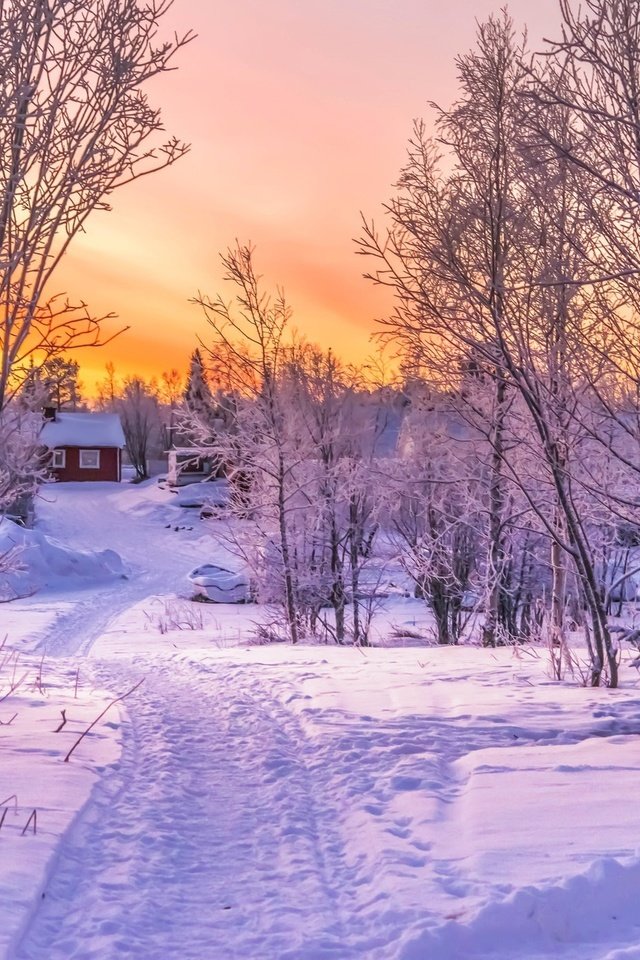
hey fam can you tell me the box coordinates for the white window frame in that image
[52,448,66,469]
[79,449,101,470]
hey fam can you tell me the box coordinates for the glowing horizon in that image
[55,0,559,394]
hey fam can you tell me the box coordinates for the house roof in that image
[41,412,126,449]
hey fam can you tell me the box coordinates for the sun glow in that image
[53,0,559,393]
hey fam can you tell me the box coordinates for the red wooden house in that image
[41,411,126,482]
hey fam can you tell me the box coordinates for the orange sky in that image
[55,0,559,392]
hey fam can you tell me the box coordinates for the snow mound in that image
[0,518,126,601]
[400,856,640,960]
[174,478,230,509]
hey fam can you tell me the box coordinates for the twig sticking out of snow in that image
[33,652,46,695]
[0,794,18,831]
[21,810,36,836]
[0,794,18,814]
[0,649,28,704]
[63,678,144,763]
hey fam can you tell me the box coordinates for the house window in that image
[79,449,100,469]
[52,449,66,469]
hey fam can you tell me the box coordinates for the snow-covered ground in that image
[0,648,122,959]
[3,481,640,959]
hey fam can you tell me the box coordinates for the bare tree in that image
[0,0,193,412]
[191,245,304,643]
[0,405,42,517]
[359,14,524,648]
[159,367,183,449]
[390,397,483,645]
[95,361,119,410]
[281,346,353,642]
[286,346,392,645]
[117,376,159,481]
[526,0,640,558]
[359,12,624,684]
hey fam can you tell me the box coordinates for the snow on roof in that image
[40,412,126,448]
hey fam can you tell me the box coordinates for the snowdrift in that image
[0,518,126,601]
[400,856,640,960]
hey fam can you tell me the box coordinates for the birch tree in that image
[527,0,640,549]
[0,0,193,411]
[117,376,159,481]
[192,245,305,643]
[359,13,524,648]
[359,12,622,684]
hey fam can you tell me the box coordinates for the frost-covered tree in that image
[359,16,527,648]
[0,406,42,518]
[190,250,393,645]
[286,348,390,644]
[390,397,482,645]
[359,14,524,648]
[191,245,305,643]
[184,350,214,424]
[0,0,191,512]
[116,377,160,481]
[0,1,192,410]
[526,0,640,555]
[159,368,183,449]
[95,364,162,479]
[359,12,627,684]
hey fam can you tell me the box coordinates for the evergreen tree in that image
[184,350,212,415]
[41,357,83,410]
[183,348,216,442]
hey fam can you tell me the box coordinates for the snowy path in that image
[15,650,640,960]
[21,481,223,656]
[14,657,373,960]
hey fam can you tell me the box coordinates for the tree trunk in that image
[550,529,567,647]
[482,372,507,647]
[276,449,299,644]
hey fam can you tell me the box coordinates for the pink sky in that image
[57,0,559,390]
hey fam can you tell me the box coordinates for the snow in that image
[172,477,231,509]
[40,412,125,449]
[3,481,640,959]
[0,650,122,960]
[0,517,126,601]
[400,856,640,959]
[187,561,250,601]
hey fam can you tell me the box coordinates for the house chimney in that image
[43,406,56,421]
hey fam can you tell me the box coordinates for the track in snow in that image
[14,658,382,960]
[14,483,376,958]
[27,481,226,657]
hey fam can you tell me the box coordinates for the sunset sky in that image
[59,0,559,391]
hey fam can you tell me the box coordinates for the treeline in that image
[189,3,640,688]
[183,242,638,691]
[360,2,640,690]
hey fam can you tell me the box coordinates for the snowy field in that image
[2,481,640,959]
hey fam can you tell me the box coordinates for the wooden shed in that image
[41,411,126,483]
